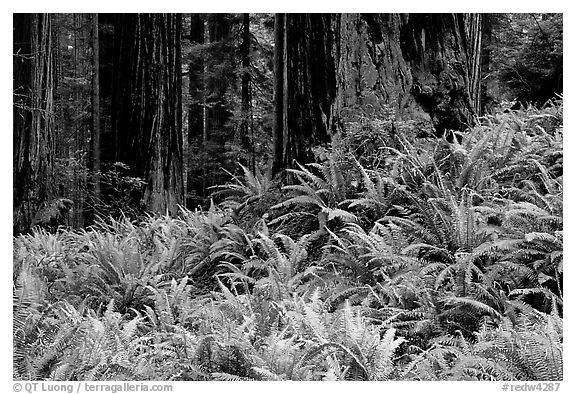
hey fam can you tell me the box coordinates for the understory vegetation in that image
[13,100,563,381]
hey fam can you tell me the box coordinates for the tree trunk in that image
[112,14,183,216]
[90,13,101,218]
[273,14,337,173]
[272,13,285,175]
[335,13,482,136]
[464,14,482,115]
[13,13,55,234]
[240,13,254,171]
[206,14,232,143]
[480,14,498,114]
[73,14,87,229]
[271,13,483,173]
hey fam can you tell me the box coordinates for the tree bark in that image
[335,13,482,136]
[90,13,101,215]
[13,13,55,234]
[240,13,254,171]
[270,13,483,174]
[273,14,337,173]
[464,14,482,115]
[112,14,184,216]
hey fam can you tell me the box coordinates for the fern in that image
[270,158,358,229]
[210,163,272,209]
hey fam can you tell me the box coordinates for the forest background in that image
[11,10,565,231]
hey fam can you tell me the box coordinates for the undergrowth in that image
[14,100,563,380]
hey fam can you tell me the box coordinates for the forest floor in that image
[14,100,563,381]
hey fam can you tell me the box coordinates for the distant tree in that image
[185,13,242,201]
[112,14,184,216]
[484,13,563,106]
[240,13,254,171]
[95,14,115,165]
[51,13,93,228]
[206,13,233,142]
[185,13,206,207]
[480,13,500,113]
[90,13,101,217]
[271,13,285,175]
[13,13,55,234]
[466,14,483,113]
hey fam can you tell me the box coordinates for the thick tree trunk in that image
[271,13,483,173]
[335,13,482,136]
[273,13,337,173]
[112,14,183,216]
[13,13,55,234]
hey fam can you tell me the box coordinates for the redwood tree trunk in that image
[273,13,337,173]
[13,13,55,234]
[240,13,253,171]
[272,13,482,173]
[464,14,482,115]
[336,13,482,135]
[112,14,183,216]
